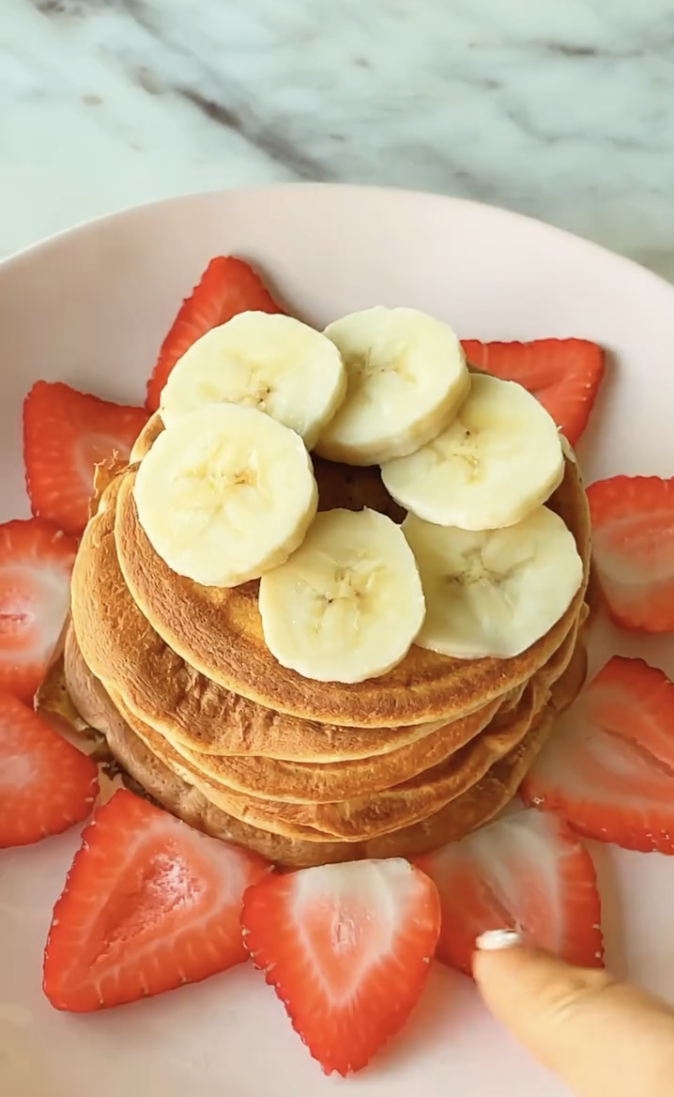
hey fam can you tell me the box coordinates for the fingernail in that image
[476,929,523,951]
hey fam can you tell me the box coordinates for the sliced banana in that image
[402,506,583,660]
[314,307,470,466]
[381,374,564,530]
[134,404,317,587]
[259,508,426,683]
[159,312,347,450]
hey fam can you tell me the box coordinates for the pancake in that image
[113,676,540,841]
[63,631,583,867]
[113,454,591,728]
[71,474,532,762]
[130,413,164,463]
[124,686,503,803]
[114,608,583,806]
[65,618,584,845]
[113,615,583,842]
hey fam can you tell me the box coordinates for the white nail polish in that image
[476,929,522,951]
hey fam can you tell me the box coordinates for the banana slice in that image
[381,374,564,530]
[134,404,317,587]
[314,307,470,466]
[402,506,583,659]
[159,312,347,450]
[259,508,426,683]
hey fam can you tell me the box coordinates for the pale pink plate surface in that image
[0,184,673,1097]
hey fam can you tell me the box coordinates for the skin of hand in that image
[473,933,674,1097]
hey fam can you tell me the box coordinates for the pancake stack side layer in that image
[57,408,592,868]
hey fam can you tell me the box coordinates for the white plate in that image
[0,184,673,1097]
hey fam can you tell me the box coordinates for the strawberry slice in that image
[521,656,674,854]
[43,789,270,1012]
[586,475,674,633]
[0,517,77,703]
[23,381,150,536]
[460,338,604,446]
[146,256,284,411]
[416,810,603,977]
[242,859,440,1076]
[0,691,98,847]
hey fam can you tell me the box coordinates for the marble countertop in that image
[2,0,674,280]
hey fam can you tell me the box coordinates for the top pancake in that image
[73,472,511,761]
[113,448,591,728]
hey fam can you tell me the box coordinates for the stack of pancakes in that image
[63,414,591,868]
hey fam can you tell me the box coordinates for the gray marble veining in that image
[1,0,674,277]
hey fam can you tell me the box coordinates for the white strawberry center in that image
[0,564,70,661]
[292,859,417,1003]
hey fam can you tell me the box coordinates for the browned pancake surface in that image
[64,630,583,866]
[114,680,538,841]
[71,475,538,761]
[65,624,585,846]
[117,612,581,808]
[114,455,590,727]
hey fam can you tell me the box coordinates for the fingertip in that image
[473,929,536,980]
[473,941,580,1007]
[475,928,523,952]
[473,943,674,1097]
[473,929,531,991]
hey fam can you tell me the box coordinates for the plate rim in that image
[1,181,673,303]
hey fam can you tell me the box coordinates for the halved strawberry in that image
[242,859,440,1076]
[0,691,98,847]
[23,381,150,536]
[416,810,603,977]
[43,789,270,1012]
[586,475,674,633]
[460,338,604,446]
[146,256,284,411]
[521,656,674,854]
[0,517,76,703]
